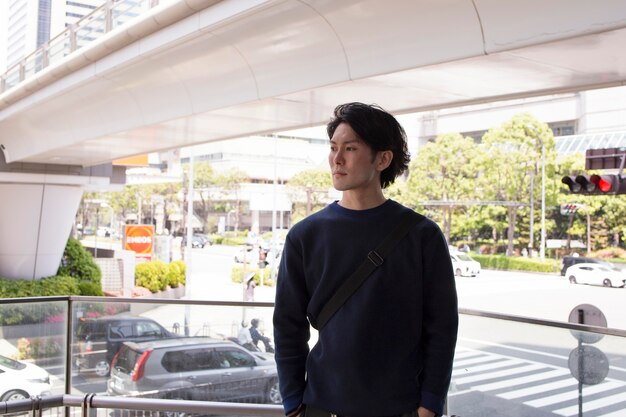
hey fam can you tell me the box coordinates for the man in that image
[250,318,275,353]
[273,103,458,417]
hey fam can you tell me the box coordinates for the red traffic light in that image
[590,175,615,193]
[562,174,622,195]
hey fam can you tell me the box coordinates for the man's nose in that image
[332,150,344,164]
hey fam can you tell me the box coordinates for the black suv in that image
[107,337,281,405]
[560,256,612,276]
[75,315,176,376]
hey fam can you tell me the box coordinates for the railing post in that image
[69,24,77,53]
[19,60,26,82]
[41,43,49,70]
[65,299,74,417]
[105,0,113,33]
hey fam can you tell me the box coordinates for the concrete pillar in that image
[0,172,108,280]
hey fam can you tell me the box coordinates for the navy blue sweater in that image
[273,200,458,417]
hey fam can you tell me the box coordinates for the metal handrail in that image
[2,295,623,337]
[0,394,284,417]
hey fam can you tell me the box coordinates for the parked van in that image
[75,315,175,376]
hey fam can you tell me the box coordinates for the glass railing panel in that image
[0,300,69,402]
[23,50,46,79]
[447,313,626,416]
[48,31,73,67]
[2,66,21,92]
[70,299,279,405]
[111,0,151,30]
[75,10,107,51]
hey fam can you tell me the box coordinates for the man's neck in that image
[339,190,387,210]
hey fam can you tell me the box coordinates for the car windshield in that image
[457,254,473,261]
[0,354,26,370]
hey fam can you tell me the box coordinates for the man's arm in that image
[273,236,311,415]
[418,225,459,415]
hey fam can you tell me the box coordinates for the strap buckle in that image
[367,250,384,266]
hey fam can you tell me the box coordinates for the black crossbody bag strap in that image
[312,211,424,331]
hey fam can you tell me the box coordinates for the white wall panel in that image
[34,184,83,278]
[0,183,82,280]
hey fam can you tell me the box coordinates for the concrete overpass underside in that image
[1,0,626,279]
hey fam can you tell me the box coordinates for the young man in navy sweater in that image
[273,102,458,417]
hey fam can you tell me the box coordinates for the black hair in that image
[326,102,410,188]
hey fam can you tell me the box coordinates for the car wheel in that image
[95,360,110,376]
[1,390,29,401]
[603,278,613,287]
[569,276,577,284]
[266,378,282,404]
[455,268,462,277]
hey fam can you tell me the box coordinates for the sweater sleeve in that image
[418,224,459,414]
[273,235,311,415]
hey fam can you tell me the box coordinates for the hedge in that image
[0,237,103,299]
[231,265,275,287]
[472,254,560,273]
[135,260,186,293]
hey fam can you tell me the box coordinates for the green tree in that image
[286,168,332,222]
[405,133,480,242]
[214,168,250,232]
[479,113,556,255]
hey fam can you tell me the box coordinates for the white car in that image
[565,263,626,288]
[0,354,52,401]
[450,252,481,277]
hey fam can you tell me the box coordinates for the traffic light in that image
[561,174,625,195]
[560,203,581,215]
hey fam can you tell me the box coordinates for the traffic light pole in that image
[540,139,546,260]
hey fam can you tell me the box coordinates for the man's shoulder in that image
[288,204,336,233]
[387,201,441,234]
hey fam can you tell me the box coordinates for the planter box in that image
[138,285,185,300]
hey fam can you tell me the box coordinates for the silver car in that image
[107,337,281,405]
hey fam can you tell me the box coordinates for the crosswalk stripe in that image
[594,408,626,417]
[477,369,572,394]
[552,388,626,416]
[525,381,624,408]
[453,350,484,360]
[455,363,544,385]
[452,358,523,377]
[453,355,500,368]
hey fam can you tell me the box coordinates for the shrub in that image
[135,260,184,293]
[592,247,626,259]
[0,275,81,298]
[78,281,104,296]
[472,254,560,273]
[231,265,275,287]
[57,238,102,284]
[166,260,186,288]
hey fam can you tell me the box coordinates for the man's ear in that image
[376,150,393,171]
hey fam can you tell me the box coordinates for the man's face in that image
[328,122,382,193]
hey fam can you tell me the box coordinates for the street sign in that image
[568,304,607,344]
[585,147,626,170]
[568,345,609,385]
[560,203,581,215]
[124,224,155,261]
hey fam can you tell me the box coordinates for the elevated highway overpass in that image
[1,0,626,280]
